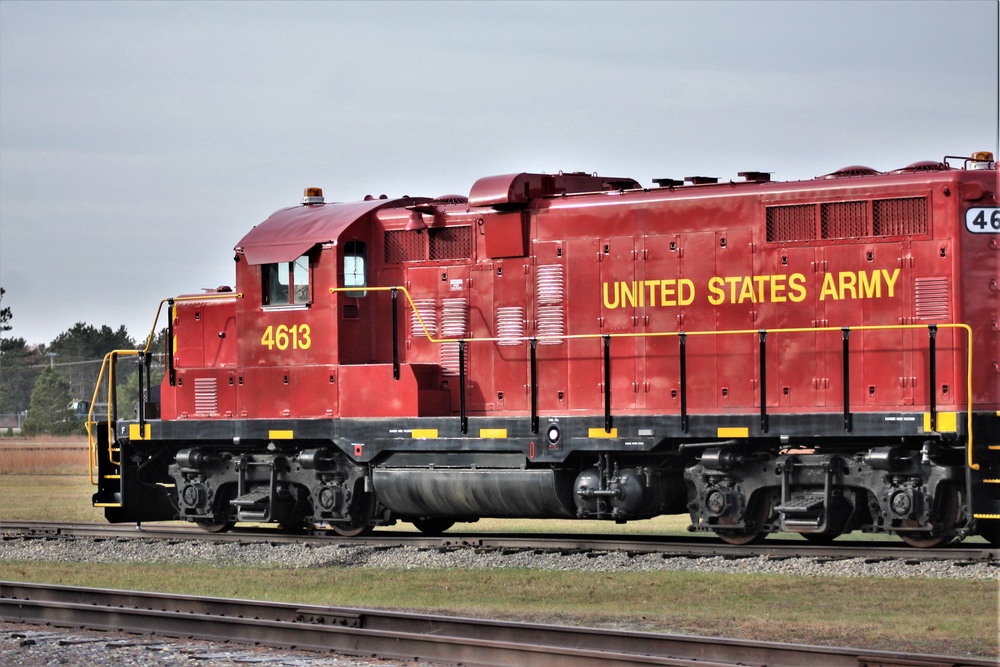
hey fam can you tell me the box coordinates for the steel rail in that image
[2,582,995,667]
[2,521,997,563]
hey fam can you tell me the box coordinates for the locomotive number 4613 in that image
[966,207,1000,233]
[260,324,312,350]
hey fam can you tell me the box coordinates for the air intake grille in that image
[439,298,468,375]
[821,201,868,239]
[873,197,928,236]
[915,277,949,321]
[385,230,426,263]
[429,227,472,260]
[536,265,565,345]
[496,306,525,345]
[766,204,816,242]
[193,377,218,415]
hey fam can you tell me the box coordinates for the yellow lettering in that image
[753,275,769,302]
[820,273,838,300]
[708,277,725,305]
[858,271,880,299]
[602,282,620,309]
[644,280,659,307]
[738,277,756,303]
[725,276,741,303]
[839,272,857,300]
[621,281,637,308]
[659,280,676,306]
[881,268,900,297]
[770,274,787,302]
[788,273,806,302]
[678,278,695,306]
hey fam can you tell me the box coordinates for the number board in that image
[965,207,1000,233]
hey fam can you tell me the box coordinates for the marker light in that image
[302,187,325,205]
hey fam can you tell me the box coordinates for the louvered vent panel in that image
[821,201,868,239]
[765,204,816,242]
[873,197,928,236]
[194,377,218,415]
[384,230,426,263]
[429,227,472,260]
[536,265,565,345]
[410,299,437,339]
[915,277,949,321]
[439,298,468,375]
[496,306,525,345]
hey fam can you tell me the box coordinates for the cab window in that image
[263,255,310,306]
[343,241,367,297]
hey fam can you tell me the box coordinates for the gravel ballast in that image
[1,536,997,579]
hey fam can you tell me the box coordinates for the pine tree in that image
[21,366,80,436]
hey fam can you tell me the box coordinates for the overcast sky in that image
[1,0,997,347]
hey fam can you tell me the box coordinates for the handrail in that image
[87,293,243,485]
[332,286,977,470]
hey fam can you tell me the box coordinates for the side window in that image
[343,241,367,298]
[262,255,311,306]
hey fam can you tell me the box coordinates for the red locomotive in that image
[89,151,1000,547]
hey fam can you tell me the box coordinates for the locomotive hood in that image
[235,197,423,265]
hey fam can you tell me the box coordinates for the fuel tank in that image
[372,468,578,518]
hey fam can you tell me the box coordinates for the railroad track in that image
[2,520,997,563]
[2,581,995,667]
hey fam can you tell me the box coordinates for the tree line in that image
[0,287,162,435]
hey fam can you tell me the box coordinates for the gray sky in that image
[1,0,997,347]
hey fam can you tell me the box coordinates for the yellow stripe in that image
[984,479,1000,484]
[411,429,438,439]
[923,412,957,433]
[588,427,618,438]
[129,423,151,440]
[974,514,1000,519]
[94,502,122,508]
[269,430,294,440]
[103,475,121,480]
[479,428,508,439]
[718,427,749,438]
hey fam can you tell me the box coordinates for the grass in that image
[1,437,998,658]
[3,561,996,658]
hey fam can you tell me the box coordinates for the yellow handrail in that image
[87,293,243,485]
[332,286,977,469]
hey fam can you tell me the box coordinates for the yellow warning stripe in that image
[269,430,294,440]
[718,427,749,438]
[588,428,618,438]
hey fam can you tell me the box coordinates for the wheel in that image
[412,518,455,536]
[196,520,235,533]
[714,492,772,546]
[899,484,959,548]
[801,531,842,545]
[330,489,375,537]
